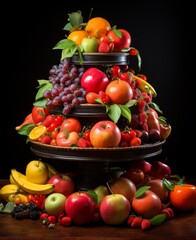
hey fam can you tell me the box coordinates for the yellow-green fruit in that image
[0,184,21,202]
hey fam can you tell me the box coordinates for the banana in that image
[132,74,157,97]
[11,169,54,195]
[45,162,58,178]
[0,184,21,202]
[10,171,27,185]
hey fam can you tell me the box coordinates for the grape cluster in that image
[11,202,41,220]
[44,58,87,114]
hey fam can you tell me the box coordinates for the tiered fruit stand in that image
[29,52,166,191]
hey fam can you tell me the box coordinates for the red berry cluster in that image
[127,215,151,230]
[40,212,72,228]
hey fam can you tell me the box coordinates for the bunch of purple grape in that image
[43,58,87,114]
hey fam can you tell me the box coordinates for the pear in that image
[94,185,110,205]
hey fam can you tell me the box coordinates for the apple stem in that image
[106,181,114,194]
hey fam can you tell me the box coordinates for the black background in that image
[2,1,194,179]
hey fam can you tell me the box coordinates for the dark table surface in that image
[0,179,196,240]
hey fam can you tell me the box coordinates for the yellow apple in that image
[25,160,49,184]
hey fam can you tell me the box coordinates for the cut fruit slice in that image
[29,125,47,140]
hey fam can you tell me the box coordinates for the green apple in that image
[44,193,66,216]
[81,37,98,52]
[94,185,110,205]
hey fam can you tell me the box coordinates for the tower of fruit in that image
[15,10,171,190]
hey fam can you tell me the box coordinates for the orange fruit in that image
[29,125,47,141]
[67,30,89,45]
[85,17,111,40]
[105,79,133,104]
[169,184,196,212]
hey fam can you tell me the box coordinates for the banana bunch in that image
[132,74,157,97]
[11,169,55,195]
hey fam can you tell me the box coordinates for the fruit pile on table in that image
[0,10,195,231]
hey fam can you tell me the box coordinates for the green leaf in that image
[148,102,163,114]
[158,116,167,125]
[107,104,121,123]
[18,124,35,136]
[86,190,98,204]
[53,39,76,50]
[33,98,48,108]
[68,11,83,27]
[137,50,142,71]
[63,22,73,32]
[0,202,16,213]
[119,105,131,122]
[134,186,151,198]
[61,46,77,60]
[35,81,52,100]
[113,29,122,38]
[124,99,137,108]
[77,45,84,65]
[150,214,166,225]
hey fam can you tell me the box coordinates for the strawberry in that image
[98,42,110,53]
[131,217,142,228]
[127,215,135,226]
[60,216,72,227]
[141,219,151,230]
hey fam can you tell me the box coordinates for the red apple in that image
[149,161,171,179]
[60,117,82,133]
[131,190,162,219]
[107,29,131,51]
[129,159,152,174]
[80,67,110,93]
[100,193,131,225]
[90,120,121,148]
[121,168,145,186]
[47,173,75,197]
[56,131,79,147]
[108,177,137,201]
[65,192,96,225]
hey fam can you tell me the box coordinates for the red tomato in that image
[31,106,50,125]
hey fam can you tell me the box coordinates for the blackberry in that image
[29,210,40,220]
[15,209,30,219]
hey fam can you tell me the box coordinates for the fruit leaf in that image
[61,46,77,60]
[33,98,48,108]
[125,99,137,108]
[53,39,76,50]
[119,105,131,123]
[63,22,73,32]
[86,190,98,204]
[18,124,35,136]
[148,102,163,114]
[113,29,122,38]
[158,116,167,125]
[163,176,185,191]
[134,186,151,198]
[107,104,121,123]
[77,45,84,65]
[35,80,52,100]
[0,202,16,213]
[68,11,83,28]
[150,214,166,225]
[137,50,142,71]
